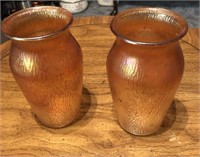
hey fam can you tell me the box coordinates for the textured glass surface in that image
[2,6,72,40]
[2,6,83,128]
[111,8,188,45]
[107,8,188,135]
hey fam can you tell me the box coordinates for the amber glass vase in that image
[2,6,83,128]
[107,8,188,135]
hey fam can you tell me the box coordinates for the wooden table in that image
[0,16,200,157]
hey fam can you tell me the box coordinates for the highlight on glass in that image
[106,7,188,135]
[2,6,83,128]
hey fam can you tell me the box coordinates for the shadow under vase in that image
[76,87,97,125]
[153,98,188,136]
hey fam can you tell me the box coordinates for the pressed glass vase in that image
[106,8,188,135]
[2,6,83,128]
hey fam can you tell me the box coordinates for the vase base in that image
[33,113,78,129]
[118,122,160,136]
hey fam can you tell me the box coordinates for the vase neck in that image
[111,8,188,46]
[12,29,72,53]
[2,6,73,41]
[115,37,180,54]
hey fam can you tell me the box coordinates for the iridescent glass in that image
[2,6,83,128]
[107,8,188,135]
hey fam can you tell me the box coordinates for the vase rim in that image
[110,7,188,46]
[1,6,73,41]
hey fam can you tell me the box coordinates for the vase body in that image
[107,8,188,135]
[2,6,83,128]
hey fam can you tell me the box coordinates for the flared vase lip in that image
[2,6,73,41]
[110,7,188,46]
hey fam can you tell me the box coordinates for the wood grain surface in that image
[0,16,200,157]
